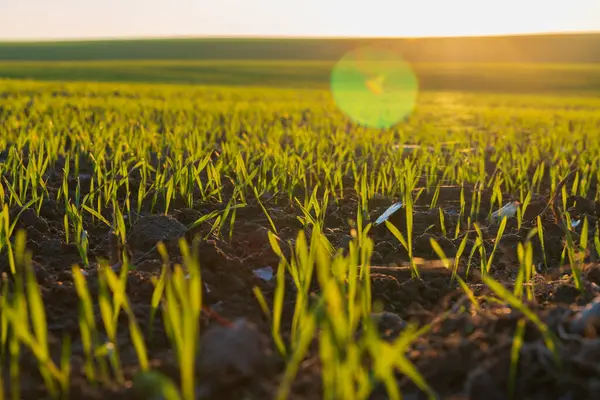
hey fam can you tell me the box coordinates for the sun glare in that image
[330,46,418,128]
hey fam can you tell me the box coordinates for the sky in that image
[1,0,599,40]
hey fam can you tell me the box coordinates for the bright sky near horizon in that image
[1,0,599,40]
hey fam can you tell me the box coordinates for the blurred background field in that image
[0,34,599,93]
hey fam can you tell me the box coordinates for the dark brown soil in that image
[2,167,600,400]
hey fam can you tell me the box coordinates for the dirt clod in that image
[197,318,271,389]
[127,214,187,253]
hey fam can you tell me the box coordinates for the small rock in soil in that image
[357,311,407,340]
[197,318,270,388]
[127,214,187,253]
[571,297,600,337]
[371,311,407,337]
[252,266,274,282]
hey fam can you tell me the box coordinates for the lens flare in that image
[330,46,418,129]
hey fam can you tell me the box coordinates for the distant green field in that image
[1,60,599,93]
[1,34,600,63]
[0,34,599,93]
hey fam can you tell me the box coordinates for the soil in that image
[2,159,600,400]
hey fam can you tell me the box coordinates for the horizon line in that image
[1,30,599,43]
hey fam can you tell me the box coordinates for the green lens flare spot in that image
[330,46,419,129]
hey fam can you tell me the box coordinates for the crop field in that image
[1,36,600,400]
[2,61,600,93]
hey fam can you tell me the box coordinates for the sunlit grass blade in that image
[482,274,560,367]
